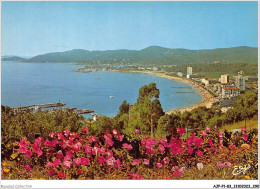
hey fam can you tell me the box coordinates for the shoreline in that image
[115,70,217,114]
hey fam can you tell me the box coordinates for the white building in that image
[219,74,229,84]
[186,67,192,78]
[234,76,245,91]
[177,72,183,77]
[222,87,240,98]
[201,78,209,85]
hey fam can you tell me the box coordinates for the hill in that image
[2,46,258,65]
[1,56,27,62]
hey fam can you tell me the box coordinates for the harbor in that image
[11,102,94,115]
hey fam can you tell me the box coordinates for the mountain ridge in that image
[2,46,258,65]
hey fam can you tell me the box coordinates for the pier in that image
[74,109,94,114]
[12,102,66,113]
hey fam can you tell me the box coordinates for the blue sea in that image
[1,62,203,117]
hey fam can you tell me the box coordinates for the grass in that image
[220,119,258,132]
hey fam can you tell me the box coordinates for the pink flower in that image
[81,158,89,166]
[49,132,55,138]
[71,142,82,152]
[158,144,165,152]
[84,145,92,154]
[242,127,247,132]
[106,157,115,166]
[224,162,231,167]
[97,156,106,164]
[92,147,98,156]
[77,169,83,175]
[123,143,133,150]
[52,159,61,168]
[64,129,70,137]
[187,146,193,154]
[45,162,53,168]
[25,164,32,171]
[217,162,224,169]
[63,160,72,168]
[134,129,139,133]
[34,137,43,145]
[194,138,203,147]
[25,150,32,157]
[229,144,236,151]
[82,126,88,133]
[173,171,181,178]
[116,159,121,169]
[133,159,140,166]
[107,139,114,147]
[48,169,56,176]
[146,148,155,155]
[106,149,114,158]
[112,129,118,135]
[163,157,170,164]
[206,127,211,131]
[129,173,143,180]
[19,146,27,154]
[58,172,66,179]
[214,126,217,129]
[179,167,185,173]
[218,131,223,138]
[97,148,106,156]
[195,150,203,157]
[73,158,81,166]
[156,163,163,168]
[243,133,248,141]
[88,136,97,143]
[19,140,28,147]
[177,127,186,137]
[143,159,150,165]
[56,150,64,159]
[119,135,124,142]
[201,131,207,137]
[36,149,43,156]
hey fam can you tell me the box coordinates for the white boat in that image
[109,96,114,98]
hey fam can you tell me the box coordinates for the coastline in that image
[115,70,218,114]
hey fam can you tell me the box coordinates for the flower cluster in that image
[1,126,257,180]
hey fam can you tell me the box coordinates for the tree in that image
[128,83,164,137]
[90,116,116,136]
[118,100,130,115]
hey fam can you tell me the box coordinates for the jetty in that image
[12,102,66,113]
[74,109,94,114]
[172,87,192,89]
[74,67,92,73]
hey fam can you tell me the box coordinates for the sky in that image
[1,1,258,57]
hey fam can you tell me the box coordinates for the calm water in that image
[1,62,203,117]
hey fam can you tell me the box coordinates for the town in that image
[73,64,258,112]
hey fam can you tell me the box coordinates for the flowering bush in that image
[1,126,258,180]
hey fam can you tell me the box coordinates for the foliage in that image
[1,126,258,180]
[1,107,86,143]
[128,83,164,137]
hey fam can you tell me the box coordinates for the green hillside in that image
[2,46,258,65]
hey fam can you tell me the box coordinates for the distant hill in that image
[2,46,258,65]
[1,56,27,62]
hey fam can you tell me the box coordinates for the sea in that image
[1,62,203,118]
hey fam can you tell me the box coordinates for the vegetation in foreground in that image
[1,83,258,180]
[1,125,258,180]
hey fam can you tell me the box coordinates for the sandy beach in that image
[119,70,218,114]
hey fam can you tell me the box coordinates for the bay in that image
[1,62,203,117]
